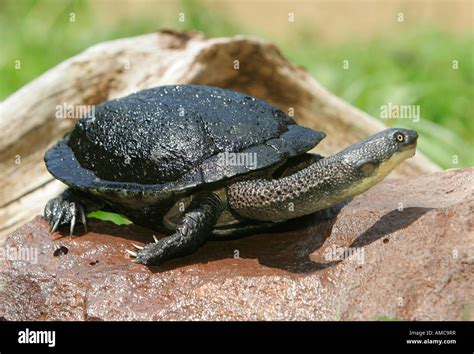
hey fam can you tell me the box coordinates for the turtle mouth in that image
[398,131,418,155]
[383,144,417,173]
[400,142,417,157]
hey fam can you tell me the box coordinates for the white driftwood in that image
[0,30,439,239]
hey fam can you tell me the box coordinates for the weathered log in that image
[0,29,439,239]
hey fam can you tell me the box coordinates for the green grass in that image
[284,27,474,169]
[87,211,132,225]
[1,0,472,172]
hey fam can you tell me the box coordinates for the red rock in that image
[0,168,472,320]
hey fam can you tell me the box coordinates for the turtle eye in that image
[395,132,405,142]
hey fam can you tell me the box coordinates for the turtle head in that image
[335,128,418,197]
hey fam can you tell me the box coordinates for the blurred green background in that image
[1,0,473,170]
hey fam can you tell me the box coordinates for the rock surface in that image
[0,168,472,321]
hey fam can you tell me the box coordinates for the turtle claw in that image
[49,217,61,236]
[126,249,138,257]
[44,191,88,236]
[69,204,76,236]
[131,243,144,250]
[153,235,159,243]
[80,207,88,233]
[126,239,167,265]
[126,243,148,261]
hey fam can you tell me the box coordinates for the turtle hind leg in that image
[128,193,223,265]
[44,188,103,235]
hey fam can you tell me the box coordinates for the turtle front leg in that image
[44,188,103,235]
[128,193,223,265]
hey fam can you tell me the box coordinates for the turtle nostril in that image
[405,130,418,145]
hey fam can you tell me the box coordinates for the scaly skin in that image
[128,193,223,265]
[227,128,418,222]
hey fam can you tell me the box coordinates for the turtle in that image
[44,85,418,265]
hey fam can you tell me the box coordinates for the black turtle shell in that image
[45,85,325,198]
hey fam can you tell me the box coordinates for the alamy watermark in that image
[0,245,38,263]
[380,102,420,123]
[217,151,257,170]
[55,102,95,120]
[323,244,365,265]
[18,328,55,347]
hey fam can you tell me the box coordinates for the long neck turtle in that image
[44,85,418,265]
